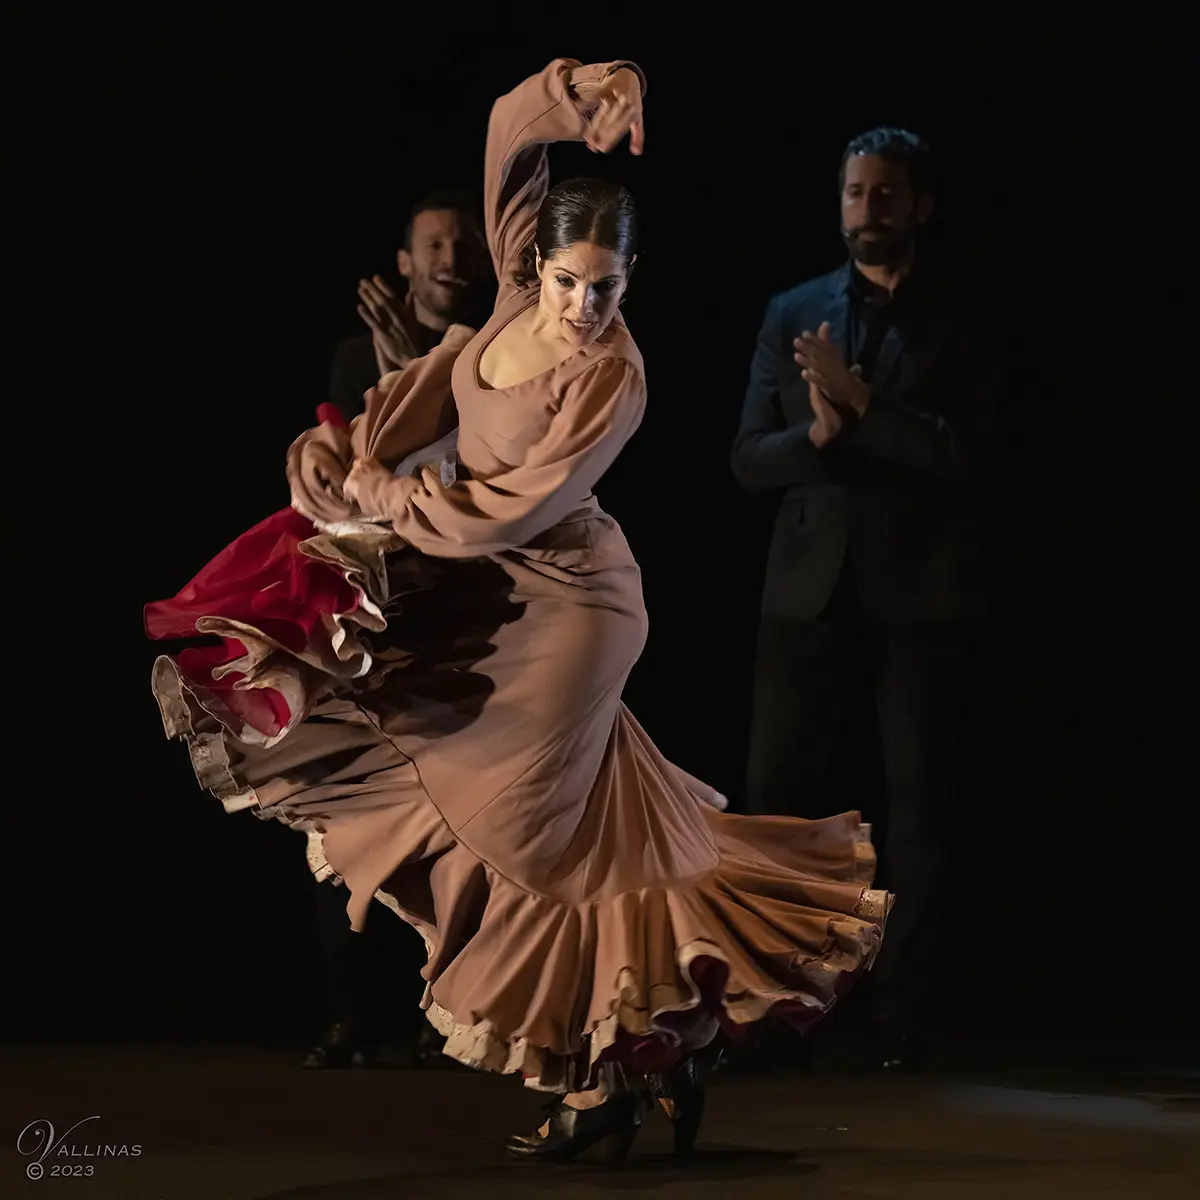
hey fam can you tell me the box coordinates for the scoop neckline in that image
[473,292,597,393]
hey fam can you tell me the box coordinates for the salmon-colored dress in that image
[149,58,892,1093]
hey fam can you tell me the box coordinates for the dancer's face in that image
[398,209,488,323]
[840,154,933,267]
[536,241,632,347]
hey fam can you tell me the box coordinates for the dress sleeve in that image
[485,58,646,293]
[352,357,646,558]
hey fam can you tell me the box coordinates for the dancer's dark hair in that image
[513,177,637,287]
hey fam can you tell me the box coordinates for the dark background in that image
[12,17,1188,1041]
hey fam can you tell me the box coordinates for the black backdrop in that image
[14,17,1187,1038]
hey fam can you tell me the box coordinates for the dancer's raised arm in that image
[485,59,645,297]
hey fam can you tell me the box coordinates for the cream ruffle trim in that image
[363,829,892,1094]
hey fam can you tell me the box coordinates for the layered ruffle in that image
[148,491,891,1092]
[145,507,424,747]
[368,810,889,1091]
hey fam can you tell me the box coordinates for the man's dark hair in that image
[839,128,935,197]
[403,188,485,250]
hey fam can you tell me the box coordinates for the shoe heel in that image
[598,1125,637,1164]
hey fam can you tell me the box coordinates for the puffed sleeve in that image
[351,357,645,557]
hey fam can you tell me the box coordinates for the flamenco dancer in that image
[146,58,892,1163]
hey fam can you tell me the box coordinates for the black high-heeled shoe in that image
[645,1054,708,1156]
[505,1091,642,1163]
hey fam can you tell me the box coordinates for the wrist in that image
[351,460,387,510]
[605,62,646,96]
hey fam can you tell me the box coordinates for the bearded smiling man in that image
[730,128,1007,1072]
[329,188,495,421]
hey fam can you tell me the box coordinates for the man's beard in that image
[843,223,917,267]
[415,277,469,322]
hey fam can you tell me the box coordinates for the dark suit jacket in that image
[731,261,1004,623]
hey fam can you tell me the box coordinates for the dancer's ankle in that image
[563,1085,609,1111]
[564,1063,625,1110]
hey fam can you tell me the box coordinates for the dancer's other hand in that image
[343,456,390,510]
[584,68,644,155]
[288,424,354,523]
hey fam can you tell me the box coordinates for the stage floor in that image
[3,1036,1197,1199]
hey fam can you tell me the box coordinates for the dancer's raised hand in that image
[584,68,644,156]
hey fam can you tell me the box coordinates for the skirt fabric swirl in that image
[147,503,892,1092]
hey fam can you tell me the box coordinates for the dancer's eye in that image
[556,275,574,289]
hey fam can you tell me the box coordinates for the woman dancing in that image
[147,58,891,1163]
